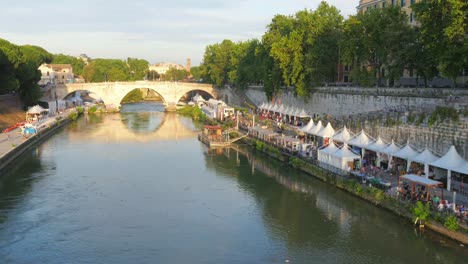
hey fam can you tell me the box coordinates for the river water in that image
[0,102,466,263]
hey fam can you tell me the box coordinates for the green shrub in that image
[428,107,459,127]
[355,184,363,195]
[255,141,265,151]
[444,215,459,231]
[289,157,305,168]
[76,106,84,114]
[88,106,98,113]
[374,189,385,202]
[415,113,425,126]
[413,201,430,222]
[177,106,206,121]
[69,112,78,121]
[407,114,415,124]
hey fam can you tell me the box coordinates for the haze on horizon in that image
[0,0,357,66]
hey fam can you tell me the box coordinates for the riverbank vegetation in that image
[199,1,467,98]
[244,137,468,243]
[177,105,207,121]
[121,89,144,104]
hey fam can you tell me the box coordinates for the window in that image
[344,76,349,83]
[392,0,395,6]
[382,2,386,8]
[374,4,377,8]
[411,0,415,4]
[401,0,405,7]
[344,65,349,71]
[410,12,413,22]
[46,71,49,76]
[367,6,370,11]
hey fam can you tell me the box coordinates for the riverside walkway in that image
[0,109,76,169]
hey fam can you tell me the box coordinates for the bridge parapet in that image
[53,81,218,111]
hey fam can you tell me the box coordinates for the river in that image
[0,102,466,263]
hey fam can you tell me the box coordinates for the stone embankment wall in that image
[246,86,467,117]
[241,86,468,159]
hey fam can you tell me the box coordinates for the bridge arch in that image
[175,89,216,105]
[120,88,167,105]
[55,81,219,111]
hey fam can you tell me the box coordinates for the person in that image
[433,195,440,205]
[438,202,444,211]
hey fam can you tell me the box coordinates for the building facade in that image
[149,62,186,75]
[357,0,421,24]
[38,64,74,85]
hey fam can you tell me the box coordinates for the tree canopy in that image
[82,58,148,82]
[51,54,86,76]
[0,38,52,105]
[199,0,467,98]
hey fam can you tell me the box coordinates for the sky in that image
[0,0,357,66]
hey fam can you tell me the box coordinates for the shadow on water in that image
[0,147,51,224]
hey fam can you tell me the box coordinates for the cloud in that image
[0,0,358,65]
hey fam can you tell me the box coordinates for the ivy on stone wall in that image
[427,106,459,127]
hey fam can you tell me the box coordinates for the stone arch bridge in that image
[53,81,219,111]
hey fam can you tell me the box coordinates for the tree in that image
[0,38,52,104]
[263,2,344,96]
[342,7,412,86]
[147,70,160,81]
[200,39,235,87]
[52,54,86,76]
[163,67,187,81]
[190,66,201,80]
[127,57,149,81]
[82,59,130,82]
[413,0,468,84]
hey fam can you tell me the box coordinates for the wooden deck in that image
[198,130,246,148]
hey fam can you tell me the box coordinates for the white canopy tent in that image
[380,140,401,170]
[348,130,372,164]
[307,120,323,135]
[297,109,310,118]
[330,143,361,171]
[278,105,285,116]
[409,148,440,179]
[454,162,468,176]
[348,130,372,149]
[316,122,336,138]
[271,104,280,113]
[393,143,420,172]
[366,136,389,153]
[365,136,389,168]
[332,126,354,144]
[291,107,299,118]
[27,105,47,114]
[299,119,315,133]
[317,142,339,165]
[430,146,467,191]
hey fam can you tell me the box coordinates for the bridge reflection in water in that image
[69,103,198,142]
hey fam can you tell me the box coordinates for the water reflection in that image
[66,103,197,143]
[0,103,466,263]
[204,146,468,263]
[120,103,165,133]
[0,144,54,224]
